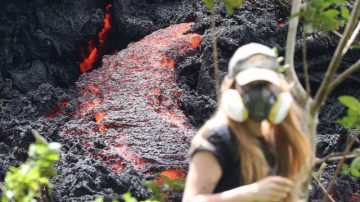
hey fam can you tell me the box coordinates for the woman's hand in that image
[252,176,294,202]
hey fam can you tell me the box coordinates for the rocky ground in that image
[0,0,359,201]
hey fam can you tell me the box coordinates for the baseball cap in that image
[228,43,280,86]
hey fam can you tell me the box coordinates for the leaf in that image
[304,23,315,34]
[221,0,244,15]
[298,0,348,33]
[224,5,235,15]
[277,56,284,63]
[5,190,14,199]
[48,142,62,151]
[170,178,185,191]
[351,42,360,49]
[93,197,104,202]
[37,177,49,185]
[2,194,11,202]
[336,112,358,129]
[2,133,62,202]
[341,163,349,175]
[278,64,290,73]
[160,174,172,186]
[339,96,360,111]
[203,0,216,11]
[31,129,48,145]
[272,47,279,57]
[122,192,138,202]
[142,181,163,201]
[350,157,360,177]
[45,153,61,161]
[340,6,349,21]
[290,11,303,19]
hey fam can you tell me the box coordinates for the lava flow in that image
[79,3,112,73]
[55,23,202,178]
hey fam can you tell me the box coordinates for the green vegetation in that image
[337,96,360,129]
[203,0,243,15]
[93,174,185,202]
[1,130,61,202]
[337,96,360,178]
[295,0,350,33]
[141,173,184,202]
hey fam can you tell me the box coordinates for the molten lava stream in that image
[58,23,202,177]
[80,3,112,73]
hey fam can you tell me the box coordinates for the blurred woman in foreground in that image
[182,43,312,202]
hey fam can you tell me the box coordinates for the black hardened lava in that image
[0,0,359,201]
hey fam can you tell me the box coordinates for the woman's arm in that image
[182,151,257,202]
[182,151,294,202]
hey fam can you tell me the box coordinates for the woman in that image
[182,43,312,202]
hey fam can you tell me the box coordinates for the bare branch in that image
[285,0,308,105]
[311,0,360,116]
[332,30,343,38]
[343,20,360,56]
[211,11,220,101]
[302,31,311,98]
[311,173,336,202]
[324,133,360,201]
[327,59,360,96]
[315,152,359,165]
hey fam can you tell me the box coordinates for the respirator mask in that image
[222,43,293,124]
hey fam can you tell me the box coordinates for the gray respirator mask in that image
[240,84,277,122]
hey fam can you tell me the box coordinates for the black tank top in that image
[189,126,275,193]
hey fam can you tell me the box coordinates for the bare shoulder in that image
[185,151,222,194]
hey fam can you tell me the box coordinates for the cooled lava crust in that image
[0,0,359,201]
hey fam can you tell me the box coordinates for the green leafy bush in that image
[336,96,360,129]
[1,130,61,202]
[294,0,349,33]
[203,0,244,14]
[337,96,360,178]
[92,174,185,202]
[341,149,360,177]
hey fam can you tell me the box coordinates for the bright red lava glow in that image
[80,4,112,73]
[156,169,185,188]
[161,169,185,180]
[94,111,105,123]
[57,23,202,174]
[278,21,286,27]
[46,100,69,119]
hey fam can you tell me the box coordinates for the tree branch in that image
[311,0,360,116]
[315,152,359,165]
[211,10,220,101]
[311,173,336,202]
[302,31,311,98]
[327,59,360,96]
[285,0,307,105]
[323,132,360,201]
[343,20,360,56]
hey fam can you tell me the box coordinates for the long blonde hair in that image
[192,75,312,200]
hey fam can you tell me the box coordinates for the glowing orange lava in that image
[94,111,105,123]
[46,100,69,119]
[98,4,112,46]
[156,169,185,185]
[161,169,185,180]
[58,23,202,176]
[80,4,112,73]
[189,35,202,49]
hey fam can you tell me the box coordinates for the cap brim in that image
[235,68,280,86]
